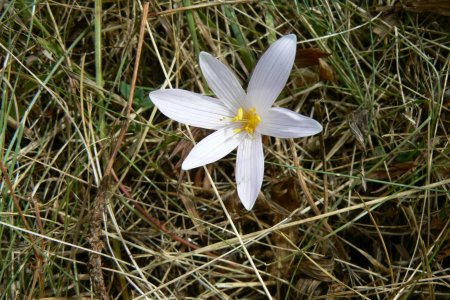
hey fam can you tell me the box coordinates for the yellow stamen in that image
[232,107,261,134]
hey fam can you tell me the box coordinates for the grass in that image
[0,0,449,299]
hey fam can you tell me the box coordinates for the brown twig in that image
[88,3,150,299]
[110,169,251,273]
[315,100,328,211]
[110,170,201,251]
[288,139,349,260]
[0,161,44,292]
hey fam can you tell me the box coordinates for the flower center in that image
[232,107,261,134]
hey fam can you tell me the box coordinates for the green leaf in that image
[119,81,153,109]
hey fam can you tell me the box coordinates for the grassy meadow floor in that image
[0,0,449,299]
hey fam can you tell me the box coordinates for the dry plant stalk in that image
[87,3,149,299]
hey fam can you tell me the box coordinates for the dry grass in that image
[0,0,449,299]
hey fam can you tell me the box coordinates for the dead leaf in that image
[269,178,302,279]
[180,194,205,236]
[270,177,301,212]
[294,277,325,298]
[367,162,418,180]
[375,0,450,16]
[296,48,331,68]
[403,0,450,16]
[348,107,371,153]
[170,127,206,169]
[436,246,450,263]
[299,254,335,282]
[318,58,337,83]
[296,68,320,86]
[373,13,400,38]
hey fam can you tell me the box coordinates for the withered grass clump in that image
[0,1,448,299]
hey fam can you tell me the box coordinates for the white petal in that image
[236,134,264,210]
[150,89,232,130]
[182,127,244,170]
[258,107,322,138]
[199,52,246,112]
[247,35,297,112]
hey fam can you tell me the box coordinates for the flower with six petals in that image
[150,35,322,210]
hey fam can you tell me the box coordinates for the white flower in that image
[150,35,322,210]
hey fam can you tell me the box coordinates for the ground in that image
[0,0,449,299]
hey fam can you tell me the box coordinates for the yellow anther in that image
[232,107,244,122]
[232,107,261,135]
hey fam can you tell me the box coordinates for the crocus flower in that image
[150,35,322,210]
